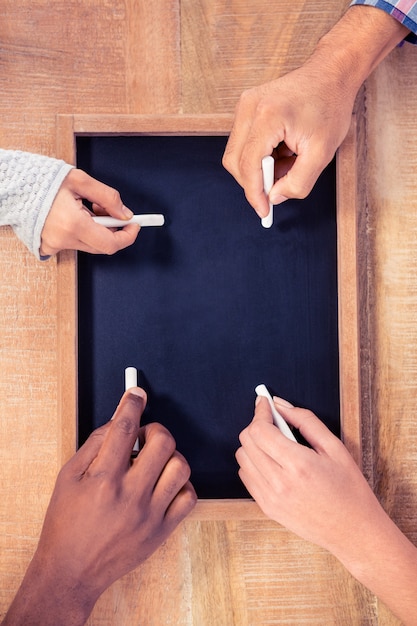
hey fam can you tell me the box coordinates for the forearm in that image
[237,401,417,624]
[1,552,97,626]
[306,5,410,99]
[337,509,417,624]
[2,394,196,626]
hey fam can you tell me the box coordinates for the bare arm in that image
[1,388,196,626]
[236,397,417,624]
[223,5,410,217]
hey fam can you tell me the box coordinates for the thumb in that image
[69,388,147,477]
[270,150,331,203]
[252,396,274,424]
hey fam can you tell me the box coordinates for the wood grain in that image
[57,109,372,623]
[363,44,417,625]
[85,521,376,625]
[1,0,413,624]
[337,101,364,469]
[181,0,346,113]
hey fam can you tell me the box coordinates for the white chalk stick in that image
[125,367,140,454]
[125,366,138,390]
[261,156,274,228]
[93,214,165,228]
[255,384,297,442]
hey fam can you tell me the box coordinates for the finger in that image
[223,95,276,218]
[130,422,178,491]
[222,90,259,184]
[63,227,140,255]
[67,169,133,220]
[270,146,332,203]
[149,450,196,523]
[151,450,192,507]
[236,444,273,503]
[163,481,197,527]
[75,212,140,254]
[239,419,287,468]
[92,223,140,254]
[91,388,147,476]
[236,397,271,452]
[61,422,111,478]
[251,396,274,424]
[239,398,285,466]
[237,136,281,218]
[240,397,297,463]
[273,401,340,455]
[241,156,271,219]
[235,109,287,216]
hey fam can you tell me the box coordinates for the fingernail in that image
[128,387,147,401]
[122,205,134,219]
[255,395,263,406]
[273,396,294,408]
[269,194,288,205]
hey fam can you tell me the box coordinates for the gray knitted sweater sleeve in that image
[0,149,74,259]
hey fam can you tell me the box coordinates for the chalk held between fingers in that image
[255,384,297,442]
[125,367,140,455]
[93,214,165,228]
[261,156,274,228]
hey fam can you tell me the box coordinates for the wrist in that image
[331,505,417,595]
[2,551,98,626]
[310,6,410,97]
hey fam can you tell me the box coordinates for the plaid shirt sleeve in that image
[350,0,417,43]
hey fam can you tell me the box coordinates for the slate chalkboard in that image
[77,135,339,498]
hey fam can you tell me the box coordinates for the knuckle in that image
[253,97,273,121]
[114,415,138,436]
[106,185,122,206]
[168,485,197,525]
[284,178,313,200]
[182,483,197,510]
[125,390,146,411]
[103,240,120,256]
[222,139,241,180]
[170,451,191,481]
[239,87,255,107]
[238,428,248,447]
[221,151,232,172]
[297,407,315,421]
[78,423,109,450]
[292,457,311,481]
[90,422,110,438]
[247,419,264,440]
[70,168,89,185]
[160,456,192,502]
[238,152,252,178]
[149,422,176,454]
[56,461,71,482]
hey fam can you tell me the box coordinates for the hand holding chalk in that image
[255,384,297,442]
[261,156,274,228]
[125,367,140,455]
[93,214,165,228]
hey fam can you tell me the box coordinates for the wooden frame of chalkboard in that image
[56,111,366,516]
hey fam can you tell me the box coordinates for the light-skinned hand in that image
[40,168,140,256]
